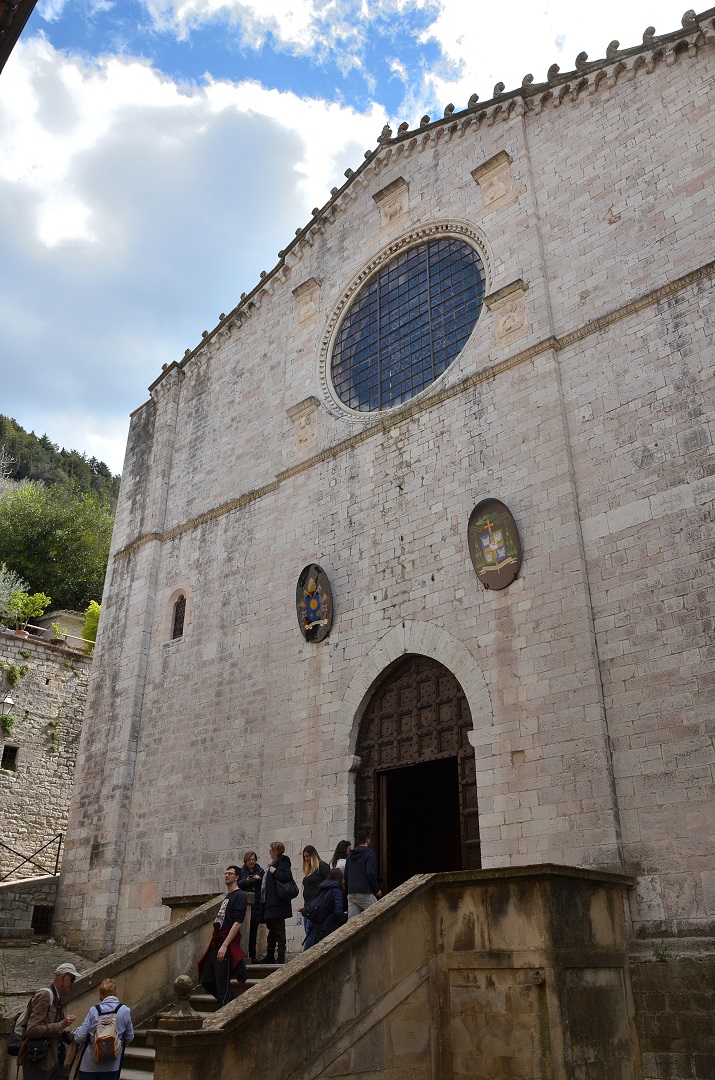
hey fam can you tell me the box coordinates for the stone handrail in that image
[62,893,224,1027]
[1,893,227,1080]
[147,864,639,1080]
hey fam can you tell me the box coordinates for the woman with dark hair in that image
[237,850,265,964]
[330,840,351,871]
[258,842,293,964]
[304,868,348,949]
[300,845,329,950]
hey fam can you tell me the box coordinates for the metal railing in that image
[0,833,63,882]
[16,623,93,651]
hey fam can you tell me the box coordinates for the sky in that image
[0,0,687,475]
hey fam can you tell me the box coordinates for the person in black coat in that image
[300,845,330,948]
[304,869,347,949]
[237,850,265,963]
[258,842,294,963]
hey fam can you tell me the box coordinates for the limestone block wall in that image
[0,632,90,880]
[630,940,715,1080]
[55,16,715,964]
[0,875,58,934]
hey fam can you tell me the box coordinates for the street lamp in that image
[1,694,14,716]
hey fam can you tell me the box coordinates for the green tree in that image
[0,482,113,610]
[0,562,28,622]
[7,590,51,630]
[0,416,121,503]
[82,600,101,653]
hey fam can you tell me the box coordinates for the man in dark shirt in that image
[344,826,382,920]
[198,866,248,1005]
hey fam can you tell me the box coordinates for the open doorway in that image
[379,757,462,892]
[355,655,481,890]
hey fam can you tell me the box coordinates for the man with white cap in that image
[18,962,80,1079]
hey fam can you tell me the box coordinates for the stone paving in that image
[0,940,89,1016]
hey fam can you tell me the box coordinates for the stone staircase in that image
[120,963,281,1080]
[2,870,644,1080]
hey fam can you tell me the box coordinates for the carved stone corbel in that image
[484,279,530,347]
[292,278,320,328]
[471,150,516,213]
[372,176,409,228]
[286,396,320,456]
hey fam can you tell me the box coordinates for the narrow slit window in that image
[172,595,186,640]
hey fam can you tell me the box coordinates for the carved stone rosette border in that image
[317,220,494,422]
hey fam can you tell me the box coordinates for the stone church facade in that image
[56,7,714,1003]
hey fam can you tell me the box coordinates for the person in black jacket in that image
[300,845,329,949]
[237,851,265,963]
[258,842,293,964]
[344,826,382,920]
[304,868,347,949]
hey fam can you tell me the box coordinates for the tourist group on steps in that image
[11,826,382,1079]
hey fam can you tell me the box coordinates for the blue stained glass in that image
[331,238,485,411]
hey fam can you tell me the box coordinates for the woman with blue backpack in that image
[73,979,133,1080]
[303,868,348,949]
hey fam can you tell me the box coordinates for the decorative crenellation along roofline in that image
[147,6,715,403]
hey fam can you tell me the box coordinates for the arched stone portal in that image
[355,655,480,892]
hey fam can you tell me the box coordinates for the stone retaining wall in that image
[630,940,715,1080]
[0,875,58,936]
[0,632,90,880]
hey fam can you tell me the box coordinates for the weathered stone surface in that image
[0,633,90,882]
[630,943,715,1079]
[149,868,639,1080]
[49,22,715,1079]
[0,876,58,935]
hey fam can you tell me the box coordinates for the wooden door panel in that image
[355,655,481,875]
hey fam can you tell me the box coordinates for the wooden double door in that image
[354,655,481,892]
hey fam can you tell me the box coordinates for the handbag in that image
[25,1039,50,1063]
[10,989,52,1062]
[275,875,299,902]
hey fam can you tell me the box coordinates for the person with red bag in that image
[198,866,248,1006]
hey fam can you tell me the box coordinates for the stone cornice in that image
[114,255,715,562]
[140,9,715,401]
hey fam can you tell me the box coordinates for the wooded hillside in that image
[0,415,120,503]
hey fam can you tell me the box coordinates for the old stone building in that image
[0,631,90,880]
[56,10,714,1072]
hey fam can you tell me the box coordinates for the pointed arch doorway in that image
[354,655,481,893]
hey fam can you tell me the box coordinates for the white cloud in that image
[36,0,71,21]
[36,192,96,246]
[0,38,387,472]
[147,0,343,49]
[143,0,435,59]
[0,0,694,473]
[415,1,687,113]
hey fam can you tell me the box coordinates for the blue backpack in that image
[305,887,334,926]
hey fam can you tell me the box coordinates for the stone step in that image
[124,1045,155,1059]
[121,1045,155,1073]
[121,966,285,1078]
[249,963,283,977]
